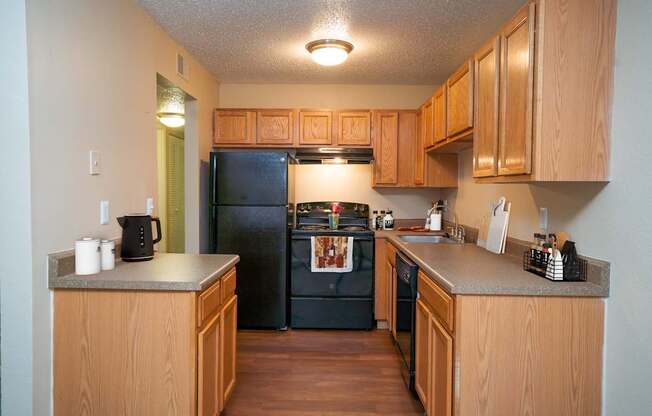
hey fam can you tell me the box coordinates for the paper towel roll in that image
[429,212,442,231]
[75,237,101,275]
[100,239,115,271]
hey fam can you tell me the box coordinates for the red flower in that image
[331,203,343,214]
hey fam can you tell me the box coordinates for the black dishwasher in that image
[395,252,418,392]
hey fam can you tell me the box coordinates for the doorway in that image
[156,75,193,253]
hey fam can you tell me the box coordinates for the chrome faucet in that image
[448,213,466,243]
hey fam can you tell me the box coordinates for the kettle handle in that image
[151,217,162,245]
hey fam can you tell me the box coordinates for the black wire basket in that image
[523,250,587,281]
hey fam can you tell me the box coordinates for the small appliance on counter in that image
[116,214,161,261]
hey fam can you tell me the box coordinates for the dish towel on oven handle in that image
[310,236,354,273]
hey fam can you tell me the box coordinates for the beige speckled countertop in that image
[49,253,239,291]
[378,231,609,297]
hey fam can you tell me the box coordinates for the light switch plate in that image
[100,200,109,225]
[89,151,100,175]
[146,197,154,215]
[539,207,548,231]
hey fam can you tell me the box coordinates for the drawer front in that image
[220,268,237,304]
[418,271,454,332]
[197,279,221,328]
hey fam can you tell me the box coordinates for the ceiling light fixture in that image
[306,39,354,66]
[157,112,185,128]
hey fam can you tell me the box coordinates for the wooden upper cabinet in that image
[446,61,474,138]
[214,110,256,145]
[433,86,447,143]
[421,98,434,148]
[498,3,535,176]
[473,37,500,178]
[414,110,425,186]
[336,111,372,146]
[299,111,332,145]
[373,111,399,185]
[256,110,294,145]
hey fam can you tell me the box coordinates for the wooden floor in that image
[223,329,424,416]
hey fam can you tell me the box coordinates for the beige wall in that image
[220,83,438,219]
[296,165,439,219]
[219,83,435,109]
[25,0,219,413]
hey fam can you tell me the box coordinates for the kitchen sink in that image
[398,235,459,244]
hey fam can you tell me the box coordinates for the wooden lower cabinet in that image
[53,268,238,416]
[413,270,604,416]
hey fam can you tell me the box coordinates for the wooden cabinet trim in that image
[433,86,447,143]
[498,3,535,176]
[374,238,388,320]
[473,36,501,178]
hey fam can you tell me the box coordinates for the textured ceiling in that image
[139,0,525,84]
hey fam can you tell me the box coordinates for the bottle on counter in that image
[376,210,386,230]
[371,210,378,230]
[383,210,395,230]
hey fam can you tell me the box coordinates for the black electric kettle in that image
[116,214,162,261]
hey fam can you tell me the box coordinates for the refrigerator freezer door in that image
[212,151,288,206]
[215,205,289,329]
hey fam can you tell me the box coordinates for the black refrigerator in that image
[209,151,295,329]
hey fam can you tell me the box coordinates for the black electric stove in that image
[290,202,374,329]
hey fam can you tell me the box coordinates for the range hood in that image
[294,147,374,164]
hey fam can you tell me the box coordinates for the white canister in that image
[75,237,101,275]
[100,239,115,271]
[429,212,442,231]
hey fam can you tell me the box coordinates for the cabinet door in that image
[337,111,371,146]
[198,312,221,416]
[220,295,237,410]
[214,110,256,145]
[299,111,332,145]
[433,87,447,144]
[414,110,425,185]
[473,37,500,178]
[421,98,434,148]
[498,3,535,176]
[373,111,399,185]
[446,61,474,138]
[256,110,294,145]
[429,317,453,416]
[415,299,431,410]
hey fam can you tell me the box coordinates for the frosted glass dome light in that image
[157,112,185,128]
[306,39,354,66]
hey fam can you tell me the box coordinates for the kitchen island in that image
[376,230,608,416]
[49,252,239,416]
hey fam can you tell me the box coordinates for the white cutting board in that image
[486,197,511,254]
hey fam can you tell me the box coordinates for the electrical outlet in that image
[539,207,549,231]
